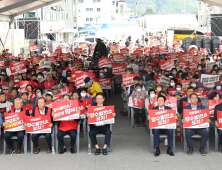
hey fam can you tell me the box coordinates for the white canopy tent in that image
[0,0,61,54]
[198,0,222,8]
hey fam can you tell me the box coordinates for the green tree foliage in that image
[124,0,198,15]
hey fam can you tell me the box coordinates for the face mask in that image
[37,92,42,97]
[198,68,201,70]
[67,77,71,81]
[215,67,218,70]
[191,84,196,88]
[100,73,104,77]
[132,64,135,66]
[81,93,87,97]
[43,71,47,74]
[170,83,175,86]
[38,76,42,79]
[158,74,161,75]
[176,87,181,91]
[172,71,176,75]
[137,89,141,92]
[216,86,221,90]
[157,87,162,91]
[104,69,107,72]
[150,94,155,98]
[1,72,5,75]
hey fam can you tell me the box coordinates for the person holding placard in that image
[182,93,211,156]
[55,94,80,154]
[214,101,222,152]
[148,95,177,157]
[3,98,29,154]
[31,97,53,154]
[87,92,116,155]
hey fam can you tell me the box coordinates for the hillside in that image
[124,0,198,16]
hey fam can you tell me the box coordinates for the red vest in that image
[43,81,55,90]
[59,120,78,132]
[34,107,51,117]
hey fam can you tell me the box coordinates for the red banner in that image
[208,100,222,117]
[113,53,124,62]
[153,96,177,111]
[120,48,129,55]
[60,53,71,60]
[80,43,88,49]
[53,95,63,102]
[128,97,144,108]
[189,48,198,56]
[160,47,168,53]
[196,92,208,100]
[70,70,83,82]
[110,45,119,51]
[45,102,53,108]
[75,72,95,87]
[217,110,222,129]
[4,111,25,131]
[167,53,180,60]
[59,86,73,95]
[25,116,51,133]
[74,48,83,54]
[30,45,39,51]
[88,106,115,124]
[32,55,43,65]
[122,73,140,87]
[159,59,174,70]
[95,78,111,88]
[98,57,112,68]
[200,48,208,54]
[10,61,27,74]
[112,64,126,74]
[183,109,209,128]
[149,110,176,129]
[19,81,35,92]
[52,100,79,121]
[81,99,93,107]
[150,46,160,54]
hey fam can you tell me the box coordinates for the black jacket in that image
[93,43,108,58]
[214,103,222,122]
[178,97,201,115]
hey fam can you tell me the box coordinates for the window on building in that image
[78,0,84,3]
[65,13,68,20]
[97,0,100,2]
[46,13,51,20]
[86,8,89,11]
[97,8,101,12]
[86,18,89,21]
[59,13,63,20]
[90,8,93,11]
[52,13,57,20]
[120,4,124,15]
[90,18,93,21]
[24,12,35,18]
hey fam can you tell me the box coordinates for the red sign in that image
[160,47,168,53]
[98,57,112,68]
[45,102,53,108]
[52,100,79,121]
[4,111,25,131]
[32,55,43,65]
[60,53,71,60]
[95,78,111,88]
[200,48,208,54]
[150,46,160,54]
[196,92,208,100]
[217,110,222,129]
[19,81,35,92]
[113,53,124,62]
[149,110,176,129]
[80,43,88,49]
[88,106,115,124]
[159,59,174,70]
[189,48,198,56]
[122,73,140,87]
[78,101,86,115]
[74,48,83,54]
[30,45,39,51]
[25,116,51,133]
[70,70,83,82]
[153,96,177,111]
[112,64,126,74]
[59,86,73,95]
[145,47,150,54]
[183,109,209,128]
[183,101,202,108]
[53,95,63,102]
[110,45,119,51]
[75,72,95,87]
[167,53,180,60]
[10,61,26,74]
[0,62,7,68]
[120,48,129,55]
[128,97,144,108]
[81,99,93,107]
[65,66,76,71]
[208,100,222,117]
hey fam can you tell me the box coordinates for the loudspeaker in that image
[211,14,222,36]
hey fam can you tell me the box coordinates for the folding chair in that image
[87,124,113,154]
[215,126,220,152]
[182,127,209,153]
[150,129,176,154]
[30,128,55,154]
[3,130,27,154]
[0,128,1,153]
[55,121,80,154]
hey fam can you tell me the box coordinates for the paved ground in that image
[0,94,221,170]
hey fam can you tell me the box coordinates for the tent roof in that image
[0,0,61,19]
[198,0,222,8]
